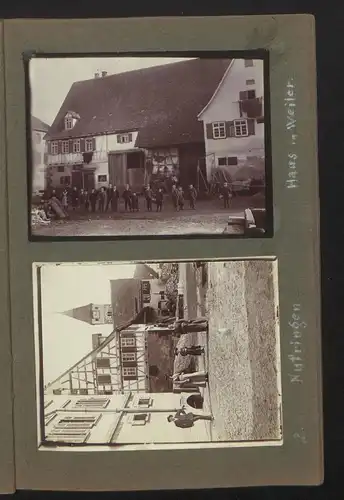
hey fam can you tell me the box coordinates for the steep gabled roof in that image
[62,303,93,324]
[31,115,50,132]
[46,58,231,147]
[133,263,159,280]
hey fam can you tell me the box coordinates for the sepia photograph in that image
[28,54,271,239]
[33,258,282,448]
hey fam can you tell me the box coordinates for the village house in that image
[43,392,210,445]
[31,115,50,193]
[43,59,231,193]
[197,58,265,182]
[45,264,177,396]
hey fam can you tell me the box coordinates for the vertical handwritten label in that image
[285,78,299,189]
[288,303,306,383]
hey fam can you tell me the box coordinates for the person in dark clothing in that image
[167,406,213,428]
[177,186,184,211]
[89,189,98,213]
[175,345,205,356]
[71,187,79,211]
[131,192,139,212]
[98,187,106,213]
[84,190,90,212]
[105,183,114,211]
[123,184,132,211]
[188,184,198,210]
[171,184,178,210]
[222,182,232,209]
[144,185,153,211]
[155,188,164,212]
[111,186,120,212]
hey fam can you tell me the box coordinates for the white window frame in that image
[121,337,135,348]
[61,140,69,154]
[123,366,137,377]
[138,397,152,408]
[233,119,249,137]
[65,117,73,130]
[246,79,255,85]
[118,134,131,144]
[212,122,226,139]
[73,139,81,153]
[85,138,94,152]
[51,141,58,155]
[130,413,150,426]
[122,352,136,362]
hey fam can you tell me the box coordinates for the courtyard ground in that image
[31,196,264,237]
[179,260,282,443]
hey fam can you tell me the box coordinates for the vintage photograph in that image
[28,55,270,238]
[33,259,282,447]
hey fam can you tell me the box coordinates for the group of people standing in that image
[43,182,200,215]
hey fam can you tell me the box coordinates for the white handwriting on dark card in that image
[288,304,306,383]
[285,78,299,189]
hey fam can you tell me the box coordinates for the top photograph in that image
[28,53,272,240]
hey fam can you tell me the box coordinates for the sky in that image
[30,57,193,125]
[38,262,137,385]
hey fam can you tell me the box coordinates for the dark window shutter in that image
[121,333,135,339]
[47,142,51,154]
[57,141,62,154]
[117,135,121,143]
[80,138,85,152]
[122,361,137,368]
[122,346,136,353]
[92,137,96,151]
[128,133,133,142]
[123,375,137,381]
[226,121,234,137]
[247,118,255,135]
[69,139,73,152]
[206,124,213,139]
[239,90,248,101]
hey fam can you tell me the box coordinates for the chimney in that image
[94,72,100,79]
[101,71,108,78]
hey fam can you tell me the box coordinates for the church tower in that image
[62,303,113,325]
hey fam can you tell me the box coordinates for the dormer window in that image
[65,117,73,130]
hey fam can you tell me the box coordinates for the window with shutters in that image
[51,142,58,155]
[61,140,69,154]
[123,366,137,377]
[212,122,226,139]
[122,352,136,362]
[45,415,99,443]
[73,139,81,153]
[244,59,254,67]
[233,119,249,137]
[121,337,135,348]
[117,133,132,144]
[74,397,110,409]
[85,138,94,152]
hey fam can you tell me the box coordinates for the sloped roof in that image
[62,303,93,324]
[110,279,142,327]
[31,115,50,132]
[133,263,159,280]
[46,58,231,147]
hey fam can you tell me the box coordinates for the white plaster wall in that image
[199,59,265,178]
[32,130,47,192]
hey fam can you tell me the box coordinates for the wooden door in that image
[108,153,126,189]
[71,170,83,189]
[83,171,95,191]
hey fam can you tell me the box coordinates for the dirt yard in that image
[205,260,281,442]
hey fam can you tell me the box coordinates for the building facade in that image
[197,58,265,181]
[44,392,210,445]
[31,116,50,193]
[44,58,233,193]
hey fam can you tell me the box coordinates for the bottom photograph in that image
[33,258,282,448]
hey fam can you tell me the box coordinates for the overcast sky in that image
[30,57,193,125]
[39,262,137,384]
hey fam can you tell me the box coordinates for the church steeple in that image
[62,303,113,325]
